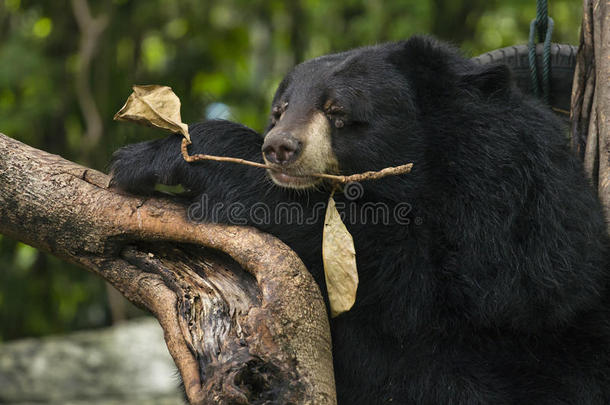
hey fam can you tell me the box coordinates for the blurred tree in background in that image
[0,0,582,341]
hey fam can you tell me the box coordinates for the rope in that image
[528,0,554,104]
[535,0,548,40]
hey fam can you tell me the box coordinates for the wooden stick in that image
[181,138,413,184]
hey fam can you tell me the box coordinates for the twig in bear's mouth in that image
[181,138,413,184]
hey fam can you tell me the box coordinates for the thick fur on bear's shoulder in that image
[110,36,610,404]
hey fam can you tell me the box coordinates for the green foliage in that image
[0,240,109,341]
[0,0,583,340]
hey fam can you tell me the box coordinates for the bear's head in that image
[261,36,512,190]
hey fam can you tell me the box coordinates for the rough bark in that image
[571,0,610,228]
[0,133,335,405]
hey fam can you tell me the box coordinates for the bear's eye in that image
[324,104,347,129]
[270,102,288,125]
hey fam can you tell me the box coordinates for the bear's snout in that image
[262,110,337,189]
[262,133,302,165]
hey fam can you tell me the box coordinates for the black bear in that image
[110,36,610,404]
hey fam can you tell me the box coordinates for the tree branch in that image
[71,0,108,156]
[0,133,336,405]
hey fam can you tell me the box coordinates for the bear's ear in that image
[390,36,456,78]
[459,64,512,97]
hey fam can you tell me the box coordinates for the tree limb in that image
[71,0,108,156]
[0,133,336,405]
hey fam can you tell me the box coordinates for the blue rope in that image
[528,0,554,104]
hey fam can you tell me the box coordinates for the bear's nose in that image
[262,135,302,165]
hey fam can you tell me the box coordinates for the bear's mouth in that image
[267,169,321,189]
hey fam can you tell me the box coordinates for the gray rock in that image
[0,317,184,404]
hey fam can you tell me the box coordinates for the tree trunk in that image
[571,0,610,229]
[0,133,336,405]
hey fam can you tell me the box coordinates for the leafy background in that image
[0,0,581,341]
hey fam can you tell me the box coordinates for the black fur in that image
[110,36,610,404]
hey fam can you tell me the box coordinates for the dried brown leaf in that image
[322,196,358,317]
[114,85,190,142]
